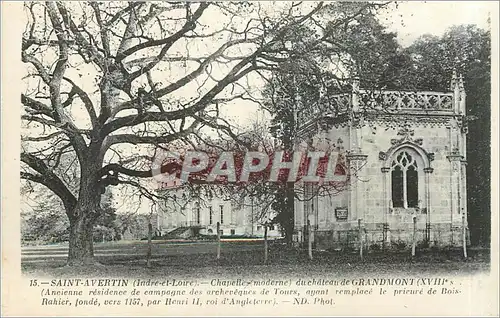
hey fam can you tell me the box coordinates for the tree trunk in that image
[283,182,295,247]
[411,216,417,257]
[308,220,313,260]
[462,214,467,259]
[358,219,363,260]
[67,213,95,266]
[66,176,101,266]
[283,221,294,247]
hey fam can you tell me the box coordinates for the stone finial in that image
[451,69,461,113]
[458,73,465,89]
[458,73,466,115]
[352,76,360,112]
[450,69,458,91]
[352,76,360,91]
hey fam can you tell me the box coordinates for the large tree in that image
[21,1,340,265]
[21,1,418,265]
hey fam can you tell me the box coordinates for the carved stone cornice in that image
[296,108,470,138]
[298,110,462,137]
[364,113,453,129]
[346,153,368,162]
[297,113,351,136]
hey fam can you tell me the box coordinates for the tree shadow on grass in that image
[21,244,490,278]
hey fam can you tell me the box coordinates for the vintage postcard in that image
[2,1,499,316]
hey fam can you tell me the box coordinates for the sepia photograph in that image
[2,0,498,316]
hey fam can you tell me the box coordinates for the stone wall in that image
[294,115,469,250]
[311,223,468,251]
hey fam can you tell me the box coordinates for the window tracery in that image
[391,151,419,208]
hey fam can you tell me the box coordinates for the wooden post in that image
[307,220,313,260]
[412,215,416,257]
[382,223,389,251]
[216,222,221,261]
[264,224,268,264]
[146,222,153,267]
[462,214,467,259]
[251,197,254,236]
[358,219,363,260]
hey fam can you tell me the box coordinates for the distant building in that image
[156,182,281,238]
[294,74,470,250]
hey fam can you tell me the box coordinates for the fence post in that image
[412,215,417,257]
[425,222,431,247]
[358,218,363,260]
[216,222,221,261]
[264,224,268,264]
[307,220,313,260]
[462,214,467,259]
[382,223,386,251]
[146,222,153,267]
[383,223,390,251]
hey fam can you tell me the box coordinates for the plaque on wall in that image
[335,207,348,220]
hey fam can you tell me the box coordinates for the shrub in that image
[369,243,381,252]
[392,240,407,250]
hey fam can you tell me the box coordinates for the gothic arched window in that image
[391,151,419,208]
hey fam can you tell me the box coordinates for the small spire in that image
[450,69,458,91]
[352,75,360,90]
[458,73,466,115]
[351,76,360,112]
[458,73,465,89]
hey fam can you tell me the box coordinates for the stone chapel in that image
[293,73,470,250]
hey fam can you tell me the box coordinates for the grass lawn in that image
[21,240,490,279]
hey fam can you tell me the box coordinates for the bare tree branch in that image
[21,152,77,214]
